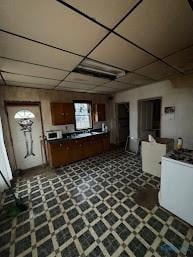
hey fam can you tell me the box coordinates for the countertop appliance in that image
[159,149,193,225]
[46,130,62,140]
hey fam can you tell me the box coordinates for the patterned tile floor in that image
[0,150,193,257]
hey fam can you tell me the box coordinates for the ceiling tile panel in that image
[5,80,55,89]
[136,61,180,81]
[104,81,133,89]
[115,0,193,57]
[1,0,108,55]
[58,81,96,89]
[89,34,155,70]
[63,0,139,28]
[93,86,120,93]
[2,72,58,86]
[0,32,83,71]
[56,87,96,94]
[0,58,69,80]
[117,72,154,85]
[65,72,109,85]
[164,46,193,74]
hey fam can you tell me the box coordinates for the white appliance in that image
[141,138,174,177]
[46,130,62,140]
[159,155,193,225]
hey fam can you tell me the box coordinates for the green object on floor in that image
[6,205,21,217]
[0,204,21,221]
[0,170,28,213]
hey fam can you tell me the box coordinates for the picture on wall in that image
[164,106,175,114]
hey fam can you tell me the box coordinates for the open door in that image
[138,98,161,140]
[117,103,130,145]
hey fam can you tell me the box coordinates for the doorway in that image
[138,98,161,139]
[117,103,130,145]
[6,102,45,171]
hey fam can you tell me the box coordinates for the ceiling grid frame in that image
[56,0,185,73]
[0,0,192,93]
[55,0,144,88]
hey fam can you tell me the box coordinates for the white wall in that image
[0,116,12,192]
[111,77,193,150]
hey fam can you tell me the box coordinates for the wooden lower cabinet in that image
[47,133,110,168]
[103,134,110,152]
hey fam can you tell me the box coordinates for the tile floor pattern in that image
[0,150,193,257]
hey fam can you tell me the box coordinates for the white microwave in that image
[46,130,62,140]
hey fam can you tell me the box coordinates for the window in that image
[14,110,35,119]
[74,102,92,130]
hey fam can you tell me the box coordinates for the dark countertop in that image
[166,149,193,165]
[46,131,109,144]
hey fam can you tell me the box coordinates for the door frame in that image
[137,97,162,139]
[115,102,130,145]
[4,101,47,170]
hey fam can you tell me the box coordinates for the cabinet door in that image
[63,103,75,124]
[93,136,100,155]
[72,140,81,161]
[50,143,66,167]
[84,138,92,157]
[103,134,110,152]
[51,103,74,125]
[68,140,75,163]
[97,104,106,121]
[65,141,75,164]
[51,103,65,125]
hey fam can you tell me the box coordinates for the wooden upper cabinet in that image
[63,103,75,124]
[51,103,74,125]
[97,104,106,121]
[93,104,106,122]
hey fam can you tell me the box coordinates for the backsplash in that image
[46,121,108,134]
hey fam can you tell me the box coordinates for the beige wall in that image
[111,75,193,151]
[0,86,110,170]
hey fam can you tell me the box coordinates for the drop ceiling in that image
[65,72,109,85]
[136,61,180,81]
[117,73,154,86]
[0,0,193,94]
[2,72,59,86]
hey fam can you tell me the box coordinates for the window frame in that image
[73,100,93,131]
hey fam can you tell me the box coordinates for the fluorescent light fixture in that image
[74,59,126,80]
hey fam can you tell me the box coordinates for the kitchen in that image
[0,1,193,257]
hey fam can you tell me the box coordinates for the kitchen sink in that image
[90,131,101,135]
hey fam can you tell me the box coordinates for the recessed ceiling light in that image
[73,59,126,80]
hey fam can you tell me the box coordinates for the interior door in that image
[118,103,129,144]
[7,105,44,170]
[138,101,154,139]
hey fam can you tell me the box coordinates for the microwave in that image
[46,130,62,140]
